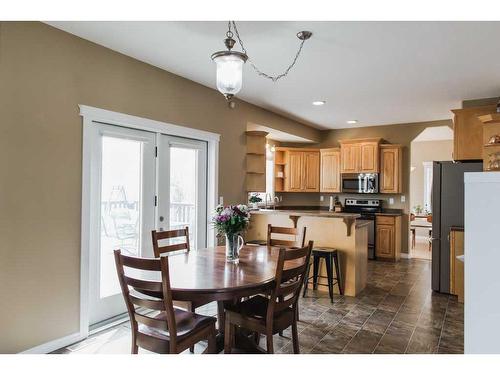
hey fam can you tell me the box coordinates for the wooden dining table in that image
[163,245,286,352]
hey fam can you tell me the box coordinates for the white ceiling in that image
[47,21,500,130]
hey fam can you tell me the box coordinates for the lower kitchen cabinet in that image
[449,228,464,303]
[375,215,402,261]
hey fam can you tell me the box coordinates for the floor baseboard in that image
[20,331,85,354]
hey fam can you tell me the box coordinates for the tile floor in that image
[54,258,463,354]
[410,236,432,260]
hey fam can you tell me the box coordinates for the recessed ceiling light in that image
[312,101,326,106]
[347,120,358,124]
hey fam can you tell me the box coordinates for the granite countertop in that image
[375,209,404,217]
[250,208,360,219]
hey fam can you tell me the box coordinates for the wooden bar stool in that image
[302,247,343,302]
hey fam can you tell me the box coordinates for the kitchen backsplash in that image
[276,192,407,212]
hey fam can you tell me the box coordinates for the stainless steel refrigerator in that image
[431,161,482,293]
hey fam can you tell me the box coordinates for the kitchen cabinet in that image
[360,142,379,172]
[380,144,403,193]
[302,151,320,192]
[320,148,341,193]
[375,215,401,261]
[449,228,464,303]
[340,143,360,173]
[286,150,304,191]
[451,105,496,161]
[283,148,320,192]
[339,138,381,173]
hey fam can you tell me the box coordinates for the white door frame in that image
[79,105,219,340]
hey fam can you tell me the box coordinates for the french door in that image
[88,123,208,326]
[157,135,207,250]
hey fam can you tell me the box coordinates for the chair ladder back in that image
[267,225,307,248]
[152,227,190,257]
[266,241,313,321]
[114,250,178,345]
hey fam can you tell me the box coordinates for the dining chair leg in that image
[291,318,300,354]
[278,295,284,337]
[302,262,311,297]
[253,332,260,345]
[207,326,217,354]
[189,303,195,353]
[266,333,274,354]
[131,331,138,354]
[224,318,233,354]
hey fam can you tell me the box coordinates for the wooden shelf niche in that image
[478,113,500,171]
[245,131,268,192]
[274,147,286,192]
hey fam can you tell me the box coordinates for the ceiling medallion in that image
[211,21,312,107]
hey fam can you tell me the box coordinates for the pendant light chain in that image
[230,21,309,82]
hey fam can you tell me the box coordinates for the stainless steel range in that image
[343,199,382,260]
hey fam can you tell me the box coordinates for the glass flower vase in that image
[225,233,244,263]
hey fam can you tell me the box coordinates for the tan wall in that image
[278,119,453,253]
[409,140,453,212]
[0,22,322,353]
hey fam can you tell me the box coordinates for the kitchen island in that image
[247,209,368,297]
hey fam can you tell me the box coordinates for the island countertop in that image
[250,209,361,219]
[247,209,368,296]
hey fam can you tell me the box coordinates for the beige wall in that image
[0,22,322,353]
[409,140,453,212]
[278,119,453,253]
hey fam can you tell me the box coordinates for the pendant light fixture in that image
[211,21,312,105]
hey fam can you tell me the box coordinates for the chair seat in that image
[245,240,267,246]
[139,308,216,340]
[312,247,338,254]
[225,295,293,321]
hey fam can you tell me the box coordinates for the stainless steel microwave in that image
[341,173,379,194]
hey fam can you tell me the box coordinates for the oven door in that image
[341,174,362,193]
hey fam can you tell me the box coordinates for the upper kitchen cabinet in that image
[320,148,341,193]
[451,105,496,161]
[282,148,320,192]
[339,138,382,173]
[380,144,403,193]
[286,150,305,192]
[302,151,320,192]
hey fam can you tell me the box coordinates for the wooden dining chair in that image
[152,227,210,352]
[267,224,306,248]
[223,241,313,354]
[152,227,191,257]
[114,249,217,354]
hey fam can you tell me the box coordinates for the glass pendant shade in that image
[212,52,247,98]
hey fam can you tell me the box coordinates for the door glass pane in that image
[169,147,197,249]
[100,136,142,298]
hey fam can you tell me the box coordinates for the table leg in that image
[214,301,226,352]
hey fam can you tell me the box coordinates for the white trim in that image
[77,105,219,351]
[79,105,220,142]
[400,252,411,259]
[20,332,85,354]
